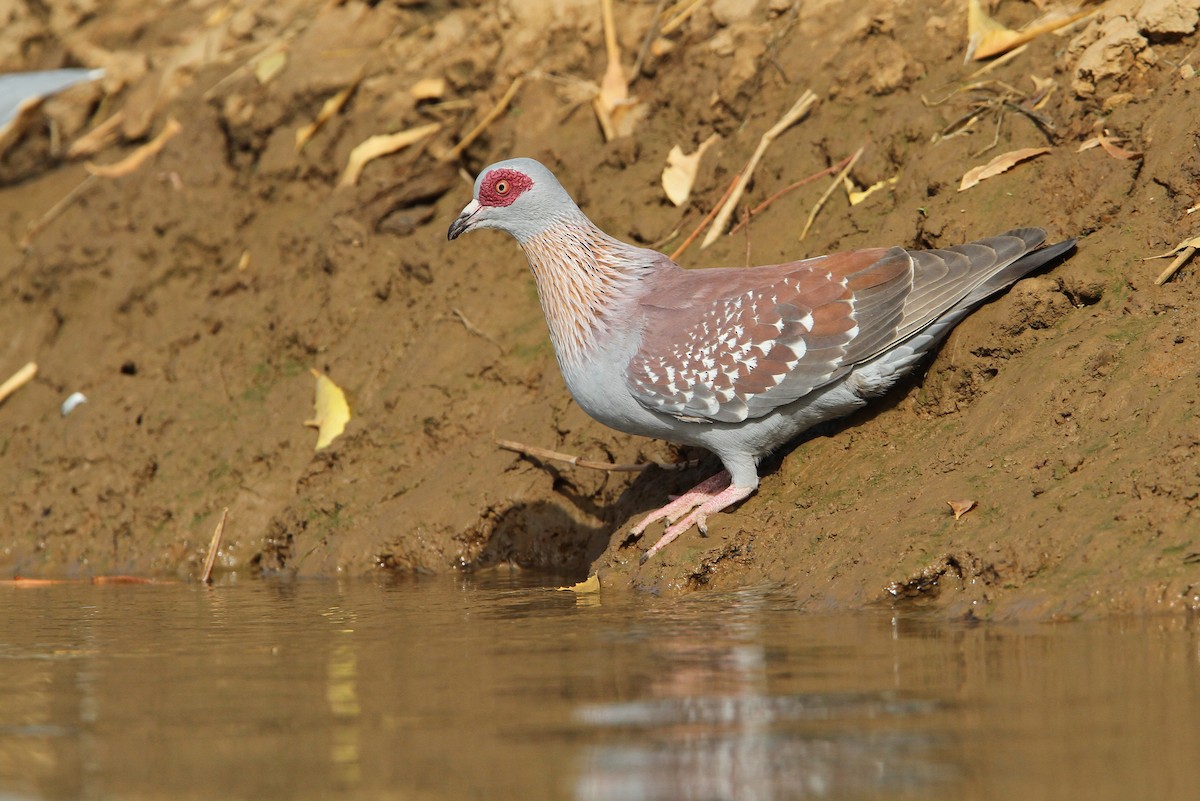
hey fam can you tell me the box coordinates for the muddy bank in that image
[1,0,1197,619]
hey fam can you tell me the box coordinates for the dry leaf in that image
[556,574,601,594]
[338,122,441,188]
[947,499,977,520]
[967,0,1095,61]
[1078,133,1142,160]
[844,174,899,206]
[958,146,1051,191]
[410,77,446,101]
[255,49,288,84]
[85,117,182,178]
[305,369,351,450]
[296,77,361,151]
[661,133,719,206]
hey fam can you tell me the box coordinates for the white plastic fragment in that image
[61,391,87,416]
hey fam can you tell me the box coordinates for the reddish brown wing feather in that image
[627,247,912,423]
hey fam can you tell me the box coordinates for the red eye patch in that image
[478,168,533,207]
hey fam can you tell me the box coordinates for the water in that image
[1,575,1197,801]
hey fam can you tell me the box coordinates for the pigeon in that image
[448,158,1075,562]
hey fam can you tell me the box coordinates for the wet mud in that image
[1,0,1198,618]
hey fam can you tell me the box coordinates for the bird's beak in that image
[447,199,481,241]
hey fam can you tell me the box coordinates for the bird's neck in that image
[518,219,648,365]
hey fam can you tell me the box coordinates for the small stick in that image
[669,172,741,261]
[451,307,505,352]
[660,0,707,36]
[0,362,37,405]
[702,89,818,248]
[800,145,863,240]
[1155,246,1196,286]
[728,154,853,236]
[20,175,96,248]
[630,0,668,81]
[496,438,699,473]
[200,507,229,585]
[441,75,525,162]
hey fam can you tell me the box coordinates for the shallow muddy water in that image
[1,575,1197,801]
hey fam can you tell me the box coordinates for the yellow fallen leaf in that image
[255,49,288,84]
[556,574,601,594]
[337,122,441,188]
[305,369,351,450]
[661,133,719,206]
[296,76,361,152]
[410,77,446,101]
[85,117,182,178]
[966,0,1095,61]
[844,174,899,206]
[958,146,1051,191]
[947,499,977,520]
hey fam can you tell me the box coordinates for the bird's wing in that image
[625,230,1047,423]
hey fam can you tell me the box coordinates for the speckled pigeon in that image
[448,158,1074,562]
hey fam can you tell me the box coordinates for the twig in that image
[441,75,525,162]
[728,154,852,236]
[497,438,700,473]
[20,175,96,248]
[669,172,740,261]
[800,146,863,240]
[451,308,505,352]
[630,0,668,81]
[1155,246,1196,286]
[200,508,229,585]
[701,89,818,248]
[660,0,707,36]
[0,362,37,405]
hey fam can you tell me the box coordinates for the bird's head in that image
[447,158,577,244]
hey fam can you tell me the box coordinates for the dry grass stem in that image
[86,117,183,178]
[442,75,525,162]
[1155,246,1197,286]
[296,75,361,151]
[0,362,38,406]
[702,89,818,249]
[496,438,700,473]
[670,172,741,261]
[200,507,228,584]
[67,111,127,158]
[660,0,707,36]
[728,155,852,236]
[800,146,863,241]
[20,175,97,248]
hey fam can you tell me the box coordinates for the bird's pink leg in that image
[629,471,731,536]
[630,471,756,563]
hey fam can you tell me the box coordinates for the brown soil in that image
[2,0,1198,619]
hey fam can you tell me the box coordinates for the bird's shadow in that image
[475,370,928,571]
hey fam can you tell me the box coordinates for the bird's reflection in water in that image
[572,596,949,801]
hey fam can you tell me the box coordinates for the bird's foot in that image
[634,475,755,564]
[629,471,731,537]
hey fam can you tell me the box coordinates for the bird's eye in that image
[495,179,510,195]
